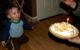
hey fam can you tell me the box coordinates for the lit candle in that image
[67,17,70,23]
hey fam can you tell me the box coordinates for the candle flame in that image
[67,17,70,23]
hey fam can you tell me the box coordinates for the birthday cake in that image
[49,22,79,39]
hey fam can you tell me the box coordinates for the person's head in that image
[5,5,20,21]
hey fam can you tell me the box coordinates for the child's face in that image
[7,7,20,21]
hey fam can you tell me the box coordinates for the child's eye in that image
[13,13,16,15]
[16,10,20,12]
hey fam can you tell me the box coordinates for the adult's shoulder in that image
[60,1,76,11]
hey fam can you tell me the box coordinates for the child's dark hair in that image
[4,4,20,15]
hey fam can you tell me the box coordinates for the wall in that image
[25,0,64,22]
[35,0,64,20]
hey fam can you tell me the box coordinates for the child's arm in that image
[23,21,33,30]
[1,22,10,47]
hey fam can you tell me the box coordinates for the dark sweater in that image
[1,20,32,42]
[60,1,80,30]
[60,1,80,20]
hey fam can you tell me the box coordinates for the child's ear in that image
[7,15,11,19]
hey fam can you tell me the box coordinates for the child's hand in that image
[1,41,6,47]
[67,36,80,44]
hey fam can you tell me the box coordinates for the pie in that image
[49,22,79,39]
